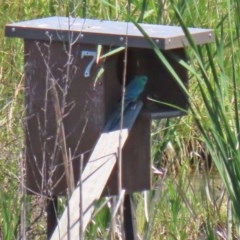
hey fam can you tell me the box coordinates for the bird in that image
[104,75,148,131]
[124,75,148,102]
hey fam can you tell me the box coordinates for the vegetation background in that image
[1,0,240,239]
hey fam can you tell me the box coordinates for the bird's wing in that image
[104,75,148,131]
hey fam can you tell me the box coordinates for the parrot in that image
[124,75,148,102]
[104,75,148,131]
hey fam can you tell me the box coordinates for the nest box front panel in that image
[103,115,151,195]
[25,40,105,195]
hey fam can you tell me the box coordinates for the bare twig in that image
[116,19,129,240]
[50,77,75,195]
[20,150,26,240]
[227,197,233,240]
[79,154,84,240]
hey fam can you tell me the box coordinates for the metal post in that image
[47,197,58,239]
[124,194,137,240]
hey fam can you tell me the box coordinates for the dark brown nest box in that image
[5,17,214,196]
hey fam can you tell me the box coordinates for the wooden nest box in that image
[5,17,214,196]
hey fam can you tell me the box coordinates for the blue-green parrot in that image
[124,75,148,103]
[105,75,148,131]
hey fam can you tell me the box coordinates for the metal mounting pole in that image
[47,197,58,239]
[124,194,137,240]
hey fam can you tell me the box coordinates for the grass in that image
[1,0,240,239]
[172,0,240,225]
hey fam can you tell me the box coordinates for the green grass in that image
[1,0,240,239]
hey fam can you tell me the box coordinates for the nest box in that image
[5,17,214,196]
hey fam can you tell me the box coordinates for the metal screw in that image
[11,27,16,32]
[120,36,124,41]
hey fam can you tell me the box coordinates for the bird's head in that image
[135,75,148,86]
